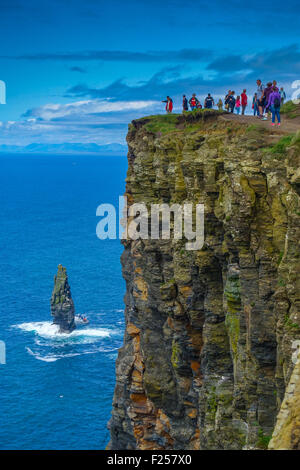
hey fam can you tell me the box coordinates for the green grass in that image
[257,429,272,449]
[290,131,300,150]
[284,314,300,330]
[263,134,294,158]
[269,135,294,154]
[140,108,224,135]
[142,114,181,134]
[277,251,284,265]
[280,100,300,119]
[246,123,265,133]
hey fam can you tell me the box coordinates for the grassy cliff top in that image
[128,102,300,142]
[130,109,225,135]
[280,100,300,119]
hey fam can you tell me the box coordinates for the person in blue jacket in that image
[204,93,214,108]
[182,95,188,112]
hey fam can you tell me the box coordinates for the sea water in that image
[0,153,127,449]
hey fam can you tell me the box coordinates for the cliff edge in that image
[108,109,300,450]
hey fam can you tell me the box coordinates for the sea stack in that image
[51,264,76,333]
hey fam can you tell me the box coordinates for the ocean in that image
[0,153,127,449]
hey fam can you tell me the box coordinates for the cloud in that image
[64,66,210,101]
[0,98,162,146]
[63,44,300,104]
[207,44,300,77]
[0,118,130,146]
[22,98,160,120]
[2,48,213,62]
[63,51,300,108]
[64,65,253,103]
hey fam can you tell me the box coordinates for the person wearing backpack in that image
[226,91,236,113]
[266,86,281,126]
[189,94,200,110]
[262,82,273,120]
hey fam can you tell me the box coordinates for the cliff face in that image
[109,111,300,450]
[269,352,300,450]
[51,264,76,333]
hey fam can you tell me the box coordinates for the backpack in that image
[274,96,281,108]
[228,95,235,106]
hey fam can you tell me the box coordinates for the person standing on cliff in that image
[267,86,281,126]
[189,93,199,110]
[241,89,247,115]
[262,82,273,120]
[217,98,223,110]
[204,93,215,108]
[162,96,173,113]
[256,79,265,118]
[235,95,241,114]
[252,93,259,116]
[225,90,231,111]
[226,91,236,113]
[280,87,286,105]
[182,95,188,112]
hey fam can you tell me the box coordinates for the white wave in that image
[26,347,58,362]
[25,345,119,362]
[14,321,113,340]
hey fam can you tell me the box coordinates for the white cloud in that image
[25,98,160,120]
[0,99,164,145]
[0,98,162,146]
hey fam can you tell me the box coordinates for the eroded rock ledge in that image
[108,111,300,450]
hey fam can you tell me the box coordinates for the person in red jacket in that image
[162,96,173,113]
[189,93,200,110]
[241,89,248,115]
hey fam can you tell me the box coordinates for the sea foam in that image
[14,321,113,340]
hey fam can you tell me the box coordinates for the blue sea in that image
[0,153,127,449]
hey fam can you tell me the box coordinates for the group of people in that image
[162,80,287,126]
[162,93,215,113]
[252,80,286,126]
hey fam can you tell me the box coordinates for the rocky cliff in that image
[269,352,300,449]
[108,110,300,450]
[51,264,76,333]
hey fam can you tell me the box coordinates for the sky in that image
[0,0,299,147]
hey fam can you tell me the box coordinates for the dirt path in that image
[220,113,300,135]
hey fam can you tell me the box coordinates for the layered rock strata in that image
[108,111,300,450]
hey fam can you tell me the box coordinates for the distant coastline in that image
[0,142,127,155]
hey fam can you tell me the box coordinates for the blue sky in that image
[0,0,299,146]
